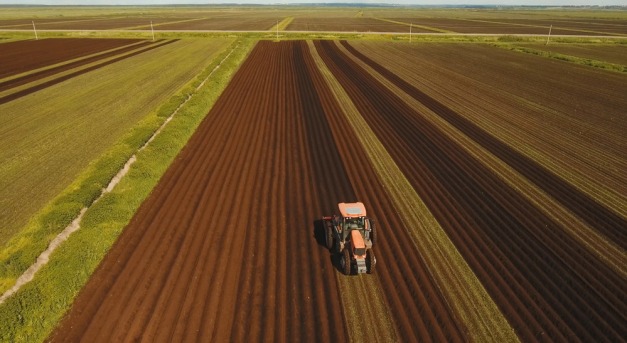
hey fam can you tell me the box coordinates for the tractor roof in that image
[338,202,367,218]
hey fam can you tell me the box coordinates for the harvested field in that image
[0,38,140,78]
[153,17,277,31]
[287,17,407,32]
[483,18,627,35]
[389,18,606,35]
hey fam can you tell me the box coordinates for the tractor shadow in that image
[312,219,345,274]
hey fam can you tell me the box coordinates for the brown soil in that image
[287,18,407,32]
[48,39,468,342]
[47,39,626,342]
[0,40,153,93]
[0,38,141,79]
[0,40,177,105]
[324,40,626,341]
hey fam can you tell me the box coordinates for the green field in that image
[0,38,231,246]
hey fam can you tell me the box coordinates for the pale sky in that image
[0,0,627,6]
[0,0,625,5]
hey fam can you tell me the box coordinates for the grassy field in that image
[0,37,254,343]
[0,38,232,288]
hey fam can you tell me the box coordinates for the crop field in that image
[286,18,408,32]
[0,5,626,343]
[40,39,627,342]
[1,7,626,35]
[0,37,232,245]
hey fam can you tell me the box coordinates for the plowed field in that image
[0,38,140,78]
[50,39,626,342]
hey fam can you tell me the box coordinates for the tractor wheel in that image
[325,225,334,251]
[341,248,351,275]
[368,218,377,247]
[366,250,376,274]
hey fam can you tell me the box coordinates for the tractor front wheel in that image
[341,248,351,275]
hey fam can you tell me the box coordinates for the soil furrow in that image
[321,39,625,341]
[340,40,626,248]
[0,39,178,105]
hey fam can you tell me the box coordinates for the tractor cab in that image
[338,202,372,245]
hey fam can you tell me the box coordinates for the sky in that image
[0,0,625,5]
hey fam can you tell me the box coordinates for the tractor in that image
[322,202,376,275]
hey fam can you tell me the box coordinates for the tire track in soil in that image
[49,41,348,342]
[319,40,626,341]
[340,40,627,249]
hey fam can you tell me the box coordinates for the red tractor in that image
[322,202,376,275]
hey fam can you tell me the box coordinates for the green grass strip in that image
[270,16,294,32]
[0,37,254,343]
[495,43,627,73]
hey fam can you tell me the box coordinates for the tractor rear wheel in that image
[366,250,376,274]
[341,248,351,275]
[368,218,377,246]
[325,225,334,250]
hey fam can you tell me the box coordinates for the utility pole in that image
[32,21,38,40]
[151,21,155,41]
[546,25,552,45]
[410,23,412,43]
[276,20,279,41]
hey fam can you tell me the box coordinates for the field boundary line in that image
[338,41,626,279]
[309,39,518,343]
[0,42,239,306]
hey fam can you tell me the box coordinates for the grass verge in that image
[0,37,254,342]
[495,43,627,73]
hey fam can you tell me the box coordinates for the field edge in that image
[0,38,255,343]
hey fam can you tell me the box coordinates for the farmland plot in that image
[4,38,624,342]
[338,40,626,341]
[49,40,475,343]
[0,38,231,245]
[0,38,140,78]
